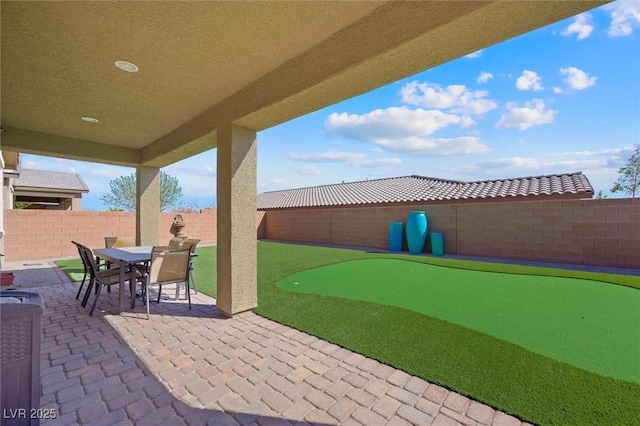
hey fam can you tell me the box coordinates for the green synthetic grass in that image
[56,242,640,425]
[55,258,86,282]
[278,258,640,383]
[254,242,640,425]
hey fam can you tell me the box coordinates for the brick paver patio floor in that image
[5,261,530,426]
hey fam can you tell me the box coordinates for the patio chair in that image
[103,236,137,271]
[168,238,201,298]
[104,236,136,248]
[80,245,143,316]
[141,246,192,319]
[71,241,113,304]
[76,243,116,307]
[71,241,90,300]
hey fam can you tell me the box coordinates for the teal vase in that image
[388,222,403,252]
[431,232,444,256]
[406,211,427,254]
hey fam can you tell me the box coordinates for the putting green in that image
[278,259,640,383]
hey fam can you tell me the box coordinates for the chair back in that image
[77,244,100,278]
[105,236,136,248]
[148,247,190,285]
[71,240,87,267]
[168,238,200,254]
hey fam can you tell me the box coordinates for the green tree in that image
[611,147,640,198]
[595,190,608,199]
[14,201,33,209]
[101,172,183,211]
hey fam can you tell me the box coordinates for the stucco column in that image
[216,123,257,316]
[0,178,5,269]
[136,166,160,246]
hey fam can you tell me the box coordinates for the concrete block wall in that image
[3,199,638,268]
[263,198,640,269]
[5,210,136,261]
[3,210,204,261]
[3,209,268,262]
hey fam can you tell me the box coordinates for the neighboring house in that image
[1,150,20,210]
[11,169,89,211]
[1,150,21,267]
[257,172,594,210]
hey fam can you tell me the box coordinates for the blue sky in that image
[19,0,640,211]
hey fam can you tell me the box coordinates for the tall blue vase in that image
[406,211,427,254]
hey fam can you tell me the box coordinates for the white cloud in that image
[477,157,543,169]
[400,82,497,115]
[560,67,597,90]
[288,151,363,163]
[164,164,216,178]
[295,165,321,175]
[476,157,610,171]
[368,136,490,157]
[553,87,563,94]
[561,13,594,40]
[361,158,402,168]
[465,49,483,58]
[324,105,490,157]
[474,147,638,177]
[460,116,476,128]
[477,72,494,84]
[516,70,544,91]
[605,0,640,36]
[325,106,463,140]
[495,99,556,130]
[287,151,401,168]
[551,145,638,158]
[258,176,289,191]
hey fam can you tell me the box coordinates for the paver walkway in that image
[4,261,529,426]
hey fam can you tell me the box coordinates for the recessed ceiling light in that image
[115,60,139,73]
[81,116,99,123]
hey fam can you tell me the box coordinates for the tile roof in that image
[13,169,89,193]
[257,172,593,210]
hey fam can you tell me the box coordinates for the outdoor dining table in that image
[93,246,152,314]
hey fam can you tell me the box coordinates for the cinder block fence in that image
[2,199,638,269]
[262,198,639,269]
[3,209,266,262]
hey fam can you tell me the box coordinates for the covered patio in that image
[0,0,607,316]
[6,260,527,426]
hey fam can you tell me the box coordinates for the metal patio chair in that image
[168,238,201,298]
[80,245,142,316]
[142,246,192,319]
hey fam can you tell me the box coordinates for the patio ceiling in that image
[1,1,608,168]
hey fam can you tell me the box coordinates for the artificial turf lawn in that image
[278,258,640,383]
[56,242,640,425]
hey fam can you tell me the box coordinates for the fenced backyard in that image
[4,197,637,268]
[3,198,638,424]
[51,241,639,425]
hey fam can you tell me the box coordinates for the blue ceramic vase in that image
[406,211,427,254]
[431,232,444,256]
[388,222,403,252]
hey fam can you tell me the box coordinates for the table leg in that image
[118,262,125,314]
[130,264,136,309]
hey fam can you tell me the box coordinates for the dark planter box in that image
[1,272,15,286]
